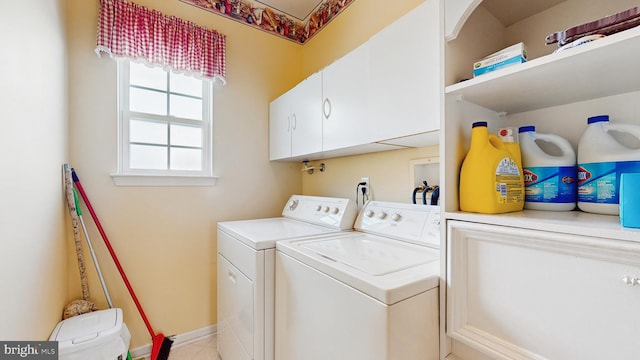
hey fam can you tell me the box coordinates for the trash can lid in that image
[50,308,123,345]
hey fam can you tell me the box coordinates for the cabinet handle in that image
[228,270,237,285]
[292,113,297,130]
[323,98,332,119]
[287,115,291,132]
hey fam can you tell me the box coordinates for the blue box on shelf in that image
[620,173,640,228]
[473,42,527,77]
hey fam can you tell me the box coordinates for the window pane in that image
[130,88,167,115]
[171,124,202,147]
[171,148,202,171]
[170,94,202,120]
[130,62,167,90]
[170,72,202,97]
[130,144,167,170]
[130,120,168,145]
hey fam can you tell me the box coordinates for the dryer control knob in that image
[316,205,322,211]
[289,200,299,210]
[391,213,402,222]
[323,206,330,212]
[378,212,388,220]
[366,210,375,218]
[332,207,340,214]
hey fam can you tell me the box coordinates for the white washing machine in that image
[217,195,357,360]
[275,201,441,360]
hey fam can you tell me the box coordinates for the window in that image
[113,61,216,186]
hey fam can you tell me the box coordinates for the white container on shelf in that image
[577,115,640,215]
[519,126,577,211]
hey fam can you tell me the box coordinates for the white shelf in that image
[445,26,640,114]
[445,210,640,243]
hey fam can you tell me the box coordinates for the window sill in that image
[110,174,219,187]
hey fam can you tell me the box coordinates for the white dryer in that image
[275,201,441,360]
[217,195,356,360]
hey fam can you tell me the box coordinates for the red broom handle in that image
[71,169,156,338]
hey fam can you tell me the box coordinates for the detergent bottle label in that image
[578,160,640,204]
[524,166,576,203]
[495,157,523,204]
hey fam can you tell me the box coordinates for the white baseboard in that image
[129,324,217,359]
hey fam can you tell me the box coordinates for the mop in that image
[71,168,173,360]
[73,188,114,308]
[62,164,97,319]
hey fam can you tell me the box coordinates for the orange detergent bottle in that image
[459,121,524,213]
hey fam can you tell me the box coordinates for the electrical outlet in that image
[360,177,370,195]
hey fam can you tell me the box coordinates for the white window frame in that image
[111,60,217,186]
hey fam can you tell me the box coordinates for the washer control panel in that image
[282,195,357,230]
[356,201,440,248]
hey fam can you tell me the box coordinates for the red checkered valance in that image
[95,0,226,84]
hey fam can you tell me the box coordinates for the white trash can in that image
[49,308,131,360]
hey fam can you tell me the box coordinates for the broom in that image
[71,168,173,360]
[73,188,134,360]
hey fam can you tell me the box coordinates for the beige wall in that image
[302,146,440,202]
[0,0,69,339]
[301,0,424,76]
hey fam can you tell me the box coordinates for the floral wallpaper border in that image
[179,0,355,44]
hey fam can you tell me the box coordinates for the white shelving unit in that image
[443,4,640,243]
[442,1,640,359]
[445,25,640,115]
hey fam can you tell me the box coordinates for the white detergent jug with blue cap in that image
[519,126,576,211]
[577,115,640,215]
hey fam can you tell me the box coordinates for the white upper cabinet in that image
[269,90,293,161]
[321,41,371,152]
[269,0,443,161]
[269,72,323,161]
[368,0,442,146]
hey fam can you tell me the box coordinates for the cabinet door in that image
[269,91,293,160]
[218,254,254,360]
[291,71,322,157]
[447,220,640,360]
[322,41,371,151]
[368,0,441,144]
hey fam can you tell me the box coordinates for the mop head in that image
[62,299,97,319]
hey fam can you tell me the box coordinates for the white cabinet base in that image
[447,220,640,360]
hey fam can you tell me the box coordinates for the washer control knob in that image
[316,205,322,211]
[288,200,299,210]
[366,210,375,218]
[378,212,388,220]
[323,206,330,212]
[391,213,402,222]
[332,207,340,214]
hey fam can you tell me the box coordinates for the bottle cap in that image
[472,121,488,128]
[587,115,609,124]
[498,127,518,143]
[519,126,535,133]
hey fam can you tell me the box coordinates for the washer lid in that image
[278,233,440,304]
[218,217,345,250]
[300,235,438,275]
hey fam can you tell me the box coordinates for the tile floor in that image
[135,334,219,360]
